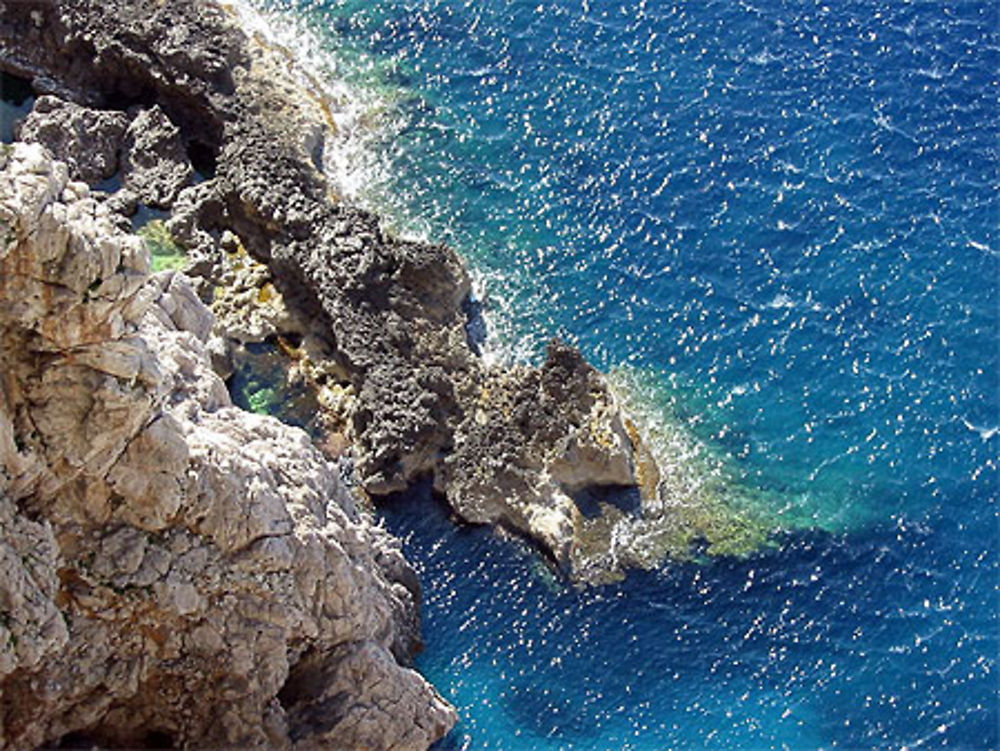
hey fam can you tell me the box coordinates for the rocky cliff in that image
[0,141,455,749]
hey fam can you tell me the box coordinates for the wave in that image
[228,0,409,206]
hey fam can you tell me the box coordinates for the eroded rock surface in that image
[439,342,637,569]
[0,0,766,592]
[120,104,195,208]
[16,95,128,184]
[0,143,454,749]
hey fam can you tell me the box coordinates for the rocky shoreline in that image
[0,0,766,747]
[0,138,456,748]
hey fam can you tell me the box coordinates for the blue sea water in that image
[250,0,1000,747]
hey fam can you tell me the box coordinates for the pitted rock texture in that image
[16,95,128,184]
[439,342,638,569]
[120,104,195,208]
[0,143,454,749]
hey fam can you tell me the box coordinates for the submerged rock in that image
[0,143,454,749]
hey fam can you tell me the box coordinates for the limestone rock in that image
[209,232,297,343]
[0,143,454,749]
[286,642,457,751]
[0,496,67,679]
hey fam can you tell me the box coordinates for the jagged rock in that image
[0,495,67,677]
[0,0,245,149]
[439,341,637,569]
[16,95,196,214]
[0,143,454,749]
[286,642,457,751]
[121,105,195,207]
[15,95,128,184]
[0,0,765,594]
[209,232,298,343]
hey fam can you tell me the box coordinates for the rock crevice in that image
[0,142,454,750]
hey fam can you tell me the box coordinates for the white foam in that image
[960,418,998,441]
[228,0,403,204]
[227,1,541,369]
[765,292,796,309]
[967,239,996,257]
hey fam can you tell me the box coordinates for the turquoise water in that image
[252,0,998,747]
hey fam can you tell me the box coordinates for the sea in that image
[242,1,998,748]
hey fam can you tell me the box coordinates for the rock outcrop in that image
[16,96,128,185]
[0,143,454,748]
[0,0,766,589]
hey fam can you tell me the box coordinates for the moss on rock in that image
[137,219,186,272]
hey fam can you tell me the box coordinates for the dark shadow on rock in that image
[379,473,446,513]
[1,71,33,106]
[185,139,217,179]
[1,71,35,143]
[461,293,487,355]
[573,483,642,520]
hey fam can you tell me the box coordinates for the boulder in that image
[120,105,195,207]
[16,95,128,184]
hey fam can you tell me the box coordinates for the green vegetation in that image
[228,341,322,438]
[137,219,187,272]
[246,382,280,416]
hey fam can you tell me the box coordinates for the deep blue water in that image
[251,0,999,747]
[383,486,996,749]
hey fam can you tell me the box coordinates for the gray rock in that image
[16,95,128,184]
[121,105,195,207]
[439,341,637,570]
[0,496,68,679]
[0,143,455,750]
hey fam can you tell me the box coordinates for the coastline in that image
[1,0,771,747]
[0,0,771,581]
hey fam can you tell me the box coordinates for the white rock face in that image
[0,143,455,749]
